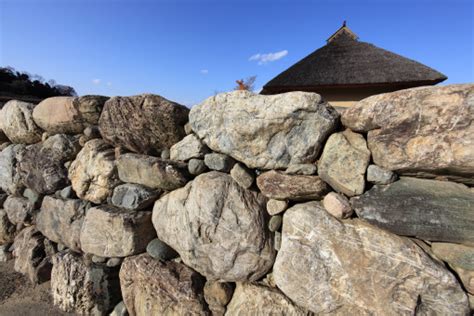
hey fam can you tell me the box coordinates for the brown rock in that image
[322,192,353,219]
[203,281,234,316]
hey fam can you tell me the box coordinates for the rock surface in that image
[188,158,207,175]
[69,139,120,203]
[0,209,16,244]
[431,243,474,271]
[116,153,189,191]
[51,251,121,315]
[266,199,288,216]
[120,253,209,316]
[170,134,209,161]
[153,171,274,281]
[99,94,189,154]
[230,163,254,189]
[318,129,370,196]
[80,205,156,257]
[204,153,235,172]
[4,195,36,226]
[203,281,234,316]
[0,144,26,195]
[285,163,317,175]
[323,192,353,219]
[342,84,474,184]
[352,177,474,245]
[273,201,470,315]
[256,170,329,201]
[111,183,160,211]
[189,91,339,169]
[366,164,397,185]
[146,238,178,261]
[0,100,42,144]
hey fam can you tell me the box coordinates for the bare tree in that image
[234,76,257,92]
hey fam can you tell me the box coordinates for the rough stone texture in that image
[146,238,179,261]
[203,281,234,316]
[12,226,52,284]
[107,257,122,268]
[323,192,353,219]
[189,91,339,169]
[160,148,170,160]
[452,267,474,294]
[0,100,42,144]
[225,282,308,316]
[188,158,207,175]
[51,251,121,315]
[18,134,81,194]
[110,301,128,316]
[0,144,26,195]
[366,164,397,185]
[80,205,156,257]
[99,94,189,154]
[111,183,160,211]
[204,153,235,172]
[69,139,120,204]
[184,122,193,135]
[342,84,474,184]
[0,209,16,244]
[256,170,329,201]
[268,215,282,232]
[170,134,209,161]
[285,163,317,175]
[36,196,87,252]
[273,201,470,315]
[4,195,36,226]
[0,244,12,262]
[318,129,370,196]
[352,177,474,245]
[117,153,189,191]
[153,171,274,281]
[33,96,107,135]
[266,199,288,216]
[431,243,474,271]
[230,163,254,189]
[120,253,209,316]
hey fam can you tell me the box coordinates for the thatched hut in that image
[261,22,447,109]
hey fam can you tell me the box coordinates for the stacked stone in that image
[0,85,472,315]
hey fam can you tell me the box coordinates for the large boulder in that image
[33,95,108,134]
[116,153,189,191]
[0,144,26,195]
[256,170,329,201]
[189,91,339,169]
[351,177,474,245]
[342,84,474,184]
[0,100,42,144]
[153,171,275,281]
[98,94,189,154]
[69,139,120,204]
[273,201,469,315]
[318,129,370,196]
[51,251,121,315]
[36,196,87,252]
[120,254,209,316]
[80,205,155,257]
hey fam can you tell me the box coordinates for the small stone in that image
[285,163,317,175]
[230,163,254,189]
[57,243,66,251]
[146,238,179,261]
[204,153,235,172]
[78,135,87,147]
[323,192,353,219]
[266,199,288,216]
[23,188,42,208]
[92,255,107,264]
[59,185,74,199]
[204,281,234,315]
[110,301,128,316]
[107,257,122,267]
[367,164,397,185]
[0,209,16,244]
[83,126,101,139]
[111,183,160,211]
[268,215,282,232]
[4,195,36,226]
[0,244,12,262]
[170,134,209,161]
[160,148,170,160]
[184,122,193,135]
[188,158,207,175]
[41,132,49,142]
[274,231,281,251]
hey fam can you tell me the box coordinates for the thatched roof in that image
[262,26,447,93]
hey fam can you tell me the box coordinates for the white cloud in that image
[200,69,209,74]
[92,78,101,85]
[249,50,288,65]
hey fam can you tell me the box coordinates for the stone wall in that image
[0,85,473,315]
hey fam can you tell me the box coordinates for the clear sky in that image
[1,0,473,106]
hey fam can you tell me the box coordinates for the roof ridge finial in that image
[343,20,347,27]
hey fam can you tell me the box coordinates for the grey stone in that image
[106,257,122,267]
[170,134,209,161]
[189,91,339,169]
[4,195,36,226]
[83,125,101,139]
[0,209,16,244]
[323,192,353,219]
[111,183,160,211]
[0,100,42,144]
[110,301,128,316]
[23,188,42,208]
[367,164,397,185]
[92,255,107,264]
[266,199,288,216]
[0,144,26,195]
[431,243,474,271]
[188,158,207,175]
[230,163,254,189]
[204,153,235,172]
[285,163,317,175]
[160,148,170,160]
[59,186,74,199]
[274,231,281,251]
[0,244,12,262]
[146,238,179,261]
[268,215,282,232]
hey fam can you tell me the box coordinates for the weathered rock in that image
[59,185,74,199]
[274,231,281,251]
[69,139,120,204]
[285,163,317,175]
[80,205,155,257]
[189,91,339,169]
[318,129,370,196]
[51,251,121,315]
[0,244,12,262]
[256,170,329,201]
[268,215,282,232]
[120,253,209,316]
[204,153,235,172]
[366,164,397,185]
[33,96,107,135]
[323,192,353,219]
[36,196,87,252]
[4,195,36,226]
[184,122,193,135]
[111,184,160,211]
[342,84,474,184]
[0,144,25,195]
[12,226,52,284]
[188,158,207,175]
[0,209,16,244]
[23,188,42,208]
[273,201,470,315]
[203,281,234,316]
[110,301,128,316]
[117,153,189,191]
[99,94,189,154]
[106,257,122,267]
[153,171,274,281]
[266,199,288,216]
[170,134,209,161]
[146,238,179,261]
[225,282,308,316]
[160,148,170,160]
[352,177,474,245]
[92,255,107,264]
[431,243,474,271]
[230,163,254,189]
[0,100,42,144]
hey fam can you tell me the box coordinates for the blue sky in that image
[1,0,473,106]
